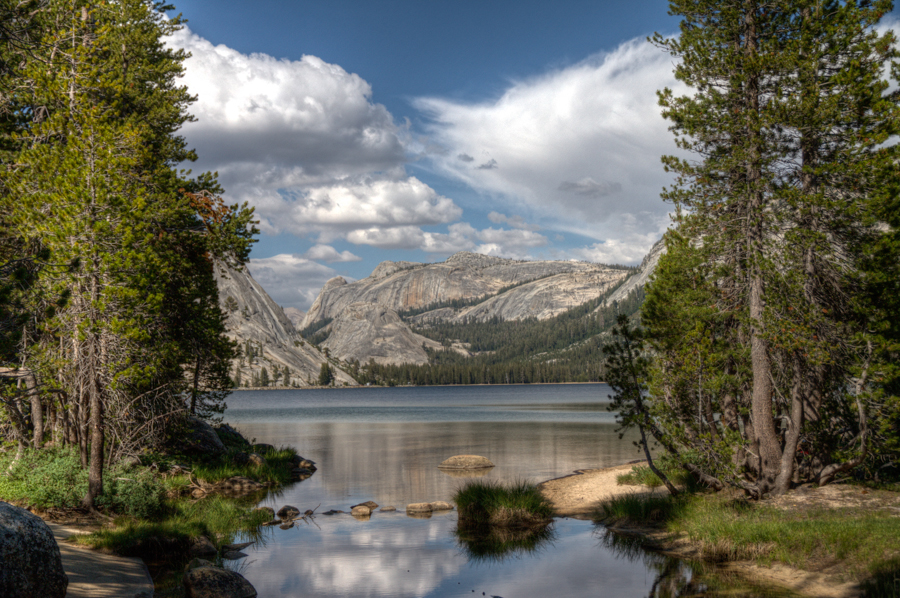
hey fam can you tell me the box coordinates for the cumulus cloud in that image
[247,254,349,310]
[487,211,540,231]
[476,158,498,170]
[457,153,474,162]
[571,214,670,264]
[346,222,547,259]
[166,27,462,245]
[301,244,362,263]
[414,37,686,244]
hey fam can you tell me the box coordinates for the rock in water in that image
[350,501,379,510]
[183,566,257,598]
[0,501,68,598]
[438,455,494,470]
[276,505,300,520]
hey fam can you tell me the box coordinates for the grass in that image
[597,490,900,589]
[616,462,693,489]
[454,479,553,528]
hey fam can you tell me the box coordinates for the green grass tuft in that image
[454,479,553,527]
[597,490,900,587]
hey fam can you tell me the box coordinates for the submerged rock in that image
[438,455,494,470]
[183,566,257,598]
[0,502,68,598]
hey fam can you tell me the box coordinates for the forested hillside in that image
[348,284,645,385]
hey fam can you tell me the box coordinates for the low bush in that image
[454,479,553,528]
[0,447,165,517]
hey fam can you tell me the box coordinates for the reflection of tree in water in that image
[455,521,555,563]
[597,530,795,598]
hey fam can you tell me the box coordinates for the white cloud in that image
[248,254,350,310]
[571,214,670,264]
[346,222,547,259]
[301,244,362,263]
[166,27,462,245]
[414,37,686,245]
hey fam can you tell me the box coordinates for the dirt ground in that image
[537,461,663,518]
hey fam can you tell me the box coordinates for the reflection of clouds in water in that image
[247,517,464,598]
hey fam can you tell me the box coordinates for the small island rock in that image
[276,505,300,520]
[437,455,494,470]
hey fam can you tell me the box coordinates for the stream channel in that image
[222,383,795,598]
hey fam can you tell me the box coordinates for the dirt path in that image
[49,523,154,598]
[538,462,663,518]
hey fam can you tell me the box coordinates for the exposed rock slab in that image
[438,455,495,470]
[215,264,355,386]
[321,303,443,365]
[300,251,630,365]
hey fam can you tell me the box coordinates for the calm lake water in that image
[223,384,792,598]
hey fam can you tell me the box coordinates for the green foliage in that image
[644,0,900,493]
[317,361,334,386]
[598,491,900,584]
[0,447,163,517]
[454,480,553,527]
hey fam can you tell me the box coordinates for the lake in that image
[223,384,792,598]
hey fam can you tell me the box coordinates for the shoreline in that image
[232,381,609,391]
[537,462,862,598]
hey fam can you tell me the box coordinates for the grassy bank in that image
[0,427,304,597]
[597,483,900,594]
[455,480,553,527]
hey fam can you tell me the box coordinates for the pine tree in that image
[649,0,900,495]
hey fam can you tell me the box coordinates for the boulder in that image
[380,506,397,512]
[290,468,313,478]
[247,453,267,467]
[176,417,226,457]
[183,566,257,598]
[189,535,217,557]
[214,423,249,448]
[232,452,250,466]
[350,501,378,510]
[0,502,68,598]
[438,455,494,470]
[430,501,454,511]
[350,505,371,516]
[185,558,213,572]
[406,502,433,513]
[276,505,300,520]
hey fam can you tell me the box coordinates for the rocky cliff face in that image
[301,252,632,365]
[600,236,666,307]
[215,265,355,386]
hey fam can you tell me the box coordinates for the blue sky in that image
[162,2,898,311]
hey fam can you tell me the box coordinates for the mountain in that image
[300,252,635,366]
[282,307,305,330]
[215,264,356,386]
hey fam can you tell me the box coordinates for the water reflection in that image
[454,521,556,562]
[597,529,799,598]
[222,386,789,598]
